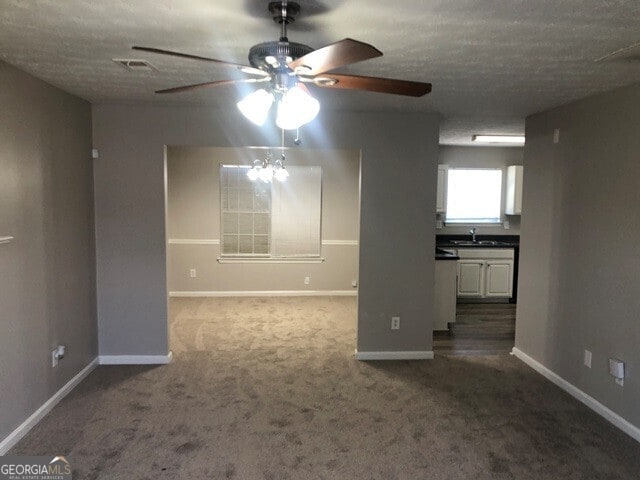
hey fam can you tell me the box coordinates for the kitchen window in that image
[445,168,502,224]
[220,164,322,259]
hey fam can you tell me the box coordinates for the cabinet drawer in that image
[456,248,514,260]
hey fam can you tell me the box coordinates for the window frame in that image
[218,163,323,262]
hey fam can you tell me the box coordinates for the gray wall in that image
[167,147,360,293]
[516,82,640,428]
[0,62,96,442]
[438,146,524,234]
[92,105,439,356]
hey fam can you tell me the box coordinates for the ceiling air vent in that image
[595,42,640,63]
[112,58,157,72]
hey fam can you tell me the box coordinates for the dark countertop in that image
[436,234,520,249]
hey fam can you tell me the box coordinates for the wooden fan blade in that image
[288,38,382,75]
[132,46,268,77]
[156,77,269,94]
[313,73,432,97]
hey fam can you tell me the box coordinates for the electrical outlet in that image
[553,128,560,144]
[351,280,358,288]
[391,316,400,330]
[504,220,510,229]
[190,269,197,278]
[304,276,310,285]
[584,349,592,368]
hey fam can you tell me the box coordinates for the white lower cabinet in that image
[455,249,514,299]
[434,260,457,330]
[485,261,513,297]
[457,260,485,296]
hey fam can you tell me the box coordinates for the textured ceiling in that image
[1,0,639,144]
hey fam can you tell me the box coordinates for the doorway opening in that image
[164,146,361,357]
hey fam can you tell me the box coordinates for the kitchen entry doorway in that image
[433,303,516,355]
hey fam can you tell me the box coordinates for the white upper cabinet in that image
[505,165,523,215]
[436,165,448,213]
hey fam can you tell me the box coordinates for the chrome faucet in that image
[469,227,477,242]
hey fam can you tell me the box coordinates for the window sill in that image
[443,221,503,226]
[218,257,325,264]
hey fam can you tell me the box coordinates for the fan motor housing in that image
[248,41,313,70]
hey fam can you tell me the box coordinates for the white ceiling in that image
[1,0,639,145]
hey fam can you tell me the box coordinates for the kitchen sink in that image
[450,240,507,246]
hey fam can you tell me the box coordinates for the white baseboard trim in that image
[99,351,173,365]
[0,357,99,455]
[169,290,357,298]
[354,350,434,361]
[512,347,640,443]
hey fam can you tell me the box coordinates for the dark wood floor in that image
[433,303,516,355]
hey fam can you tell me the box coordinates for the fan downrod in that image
[268,1,301,25]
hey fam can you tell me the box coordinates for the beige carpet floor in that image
[10,296,640,479]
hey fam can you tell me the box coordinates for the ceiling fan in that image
[132,1,432,128]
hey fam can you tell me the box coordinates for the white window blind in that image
[220,164,322,258]
[445,168,502,224]
[271,166,322,257]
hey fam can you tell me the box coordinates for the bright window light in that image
[445,169,502,224]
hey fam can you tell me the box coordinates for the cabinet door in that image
[457,260,484,297]
[436,165,448,213]
[485,260,514,297]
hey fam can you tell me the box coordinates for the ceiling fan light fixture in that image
[259,164,274,183]
[472,135,525,144]
[274,166,289,182]
[275,85,320,130]
[237,89,275,126]
[247,166,260,181]
[273,155,289,182]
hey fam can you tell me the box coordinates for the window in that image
[220,165,322,258]
[445,168,502,224]
[220,165,271,255]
